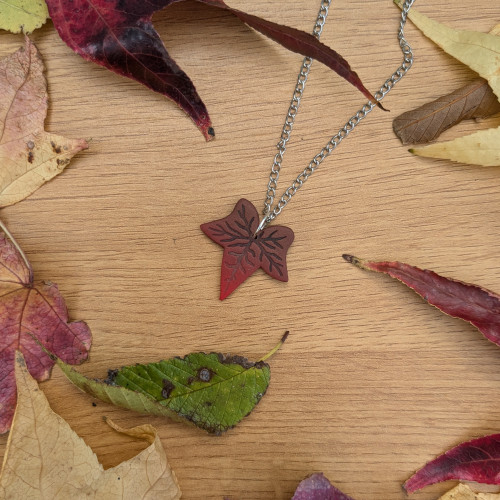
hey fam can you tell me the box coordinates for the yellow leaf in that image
[410,125,500,167]
[0,37,88,207]
[0,0,48,34]
[0,352,182,500]
[394,0,500,100]
[439,483,500,500]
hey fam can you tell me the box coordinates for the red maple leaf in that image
[0,227,91,433]
[45,0,375,140]
[201,199,294,300]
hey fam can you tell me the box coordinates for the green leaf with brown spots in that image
[56,333,288,434]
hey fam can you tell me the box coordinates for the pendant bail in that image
[255,213,270,236]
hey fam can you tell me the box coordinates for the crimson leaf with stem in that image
[45,0,377,140]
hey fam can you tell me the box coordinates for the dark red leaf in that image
[343,254,500,347]
[201,199,294,300]
[45,0,376,140]
[404,434,500,493]
[292,473,356,500]
[0,226,91,433]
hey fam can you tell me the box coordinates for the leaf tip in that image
[342,253,359,265]
[377,101,390,112]
[402,477,417,495]
[203,125,216,142]
[15,350,26,368]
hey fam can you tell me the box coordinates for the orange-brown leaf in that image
[393,78,500,144]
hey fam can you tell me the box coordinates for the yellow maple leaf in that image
[0,37,88,207]
[0,352,182,500]
[395,1,500,167]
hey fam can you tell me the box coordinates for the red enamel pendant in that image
[201,199,294,300]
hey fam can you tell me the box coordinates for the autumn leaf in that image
[45,0,376,141]
[394,0,500,166]
[0,37,88,207]
[0,352,181,499]
[393,78,500,144]
[409,126,500,166]
[201,199,294,300]
[439,484,500,500]
[342,255,500,347]
[0,0,48,34]
[57,332,288,434]
[404,434,500,494]
[0,222,91,434]
[292,473,356,500]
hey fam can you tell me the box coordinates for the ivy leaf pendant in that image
[201,199,294,300]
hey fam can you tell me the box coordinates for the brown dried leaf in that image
[393,78,500,144]
[0,352,181,500]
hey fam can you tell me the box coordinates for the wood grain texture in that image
[1,1,500,498]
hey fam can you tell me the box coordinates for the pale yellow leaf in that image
[0,0,48,34]
[0,37,88,208]
[394,0,500,100]
[410,125,500,166]
[0,352,182,500]
[439,483,500,500]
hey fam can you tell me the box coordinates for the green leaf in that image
[0,0,49,34]
[57,333,288,434]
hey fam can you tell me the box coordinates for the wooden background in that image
[1,1,500,498]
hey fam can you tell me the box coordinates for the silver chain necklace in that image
[257,0,415,232]
[201,0,415,300]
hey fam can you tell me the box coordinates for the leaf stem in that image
[0,219,33,282]
[259,331,289,362]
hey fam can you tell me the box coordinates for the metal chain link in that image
[259,0,415,230]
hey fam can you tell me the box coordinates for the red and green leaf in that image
[0,224,91,433]
[343,254,500,346]
[201,199,294,300]
[45,0,376,140]
[404,434,500,493]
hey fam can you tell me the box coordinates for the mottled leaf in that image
[0,352,181,499]
[45,0,376,140]
[404,434,500,494]
[0,0,48,34]
[409,126,500,166]
[393,78,500,145]
[201,199,294,300]
[0,38,88,207]
[58,333,288,434]
[439,484,500,500]
[343,254,500,347]
[0,223,91,433]
[292,473,356,500]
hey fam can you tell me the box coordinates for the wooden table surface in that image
[1,1,500,499]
